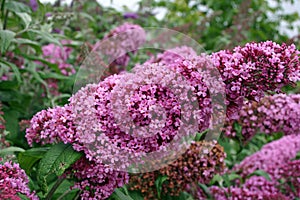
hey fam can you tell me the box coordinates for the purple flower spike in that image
[29,0,38,11]
[123,12,139,19]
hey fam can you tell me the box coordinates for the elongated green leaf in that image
[112,188,134,200]
[0,60,21,83]
[155,175,168,199]
[15,12,32,30]
[27,64,47,88]
[13,38,41,53]
[0,30,16,54]
[28,29,61,46]
[0,81,19,90]
[198,183,212,199]
[18,147,50,174]
[37,143,82,192]
[3,110,19,139]
[125,191,144,200]
[5,1,31,13]
[39,71,70,80]
[209,174,224,186]
[13,38,39,46]
[79,12,95,22]
[51,180,79,200]
[18,193,30,200]
[0,146,25,154]
[248,170,271,181]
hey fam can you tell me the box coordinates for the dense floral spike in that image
[95,23,146,72]
[232,134,300,179]
[148,47,225,131]
[146,46,198,64]
[225,94,300,140]
[69,60,219,171]
[148,42,300,119]
[71,157,129,200]
[277,160,300,198]
[42,40,75,76]
[211,41,300,119]
[26,105,76,146]
[129,141,225,200]
[198,135,300,199]
[123,12,139,19]
[197,176,287,200]
[0,161,38,200]
[25,102,130,200]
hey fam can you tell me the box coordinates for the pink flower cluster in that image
[225,94,300,140]
[277,160,300,198]
[25,105,76,146]
[148,46,225,131]
[211,41,300,119]
[26,41,300,198]
[233,134,300,181]
[198,176,287,200]
[148,42,300,120]
[42,40,75,76]
[95,23,146,70]
[0,161,38,200]
[198,134,300,199]
[71,158,129,199]
[69,61,200,171]
[146,46,198,65]
[25,102,129,199]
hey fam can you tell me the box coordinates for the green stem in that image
[45,177,65,200]
[0,0,5,16]
[3,10,8,29]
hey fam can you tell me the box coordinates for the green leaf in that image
[13,38,41,53]
[222,174,231,187]
[195,129,208,141]
[209,174,224,186]
[0,30,16,54]
[5,1,31,13]
[0,60,21,83]
[126,190,144,200]
[18,193,30,200]
[113,188,134,200]
[37,143,82,193]
[27,64,48,88]
[18,147,50,174]
[155,175,168,199]
[50,179,79,200]
[0,81,19,90]
[13,38,39,46]
[79,12,95,22]
[198,183,212,199]
[294,151,300,160]
[28,29,61,46]
[248,170,271,181]
[228,173,242,182]
[39,71,70,80]
[0,146,25,154]
[3,110,19,140]
[15,12,32,30]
